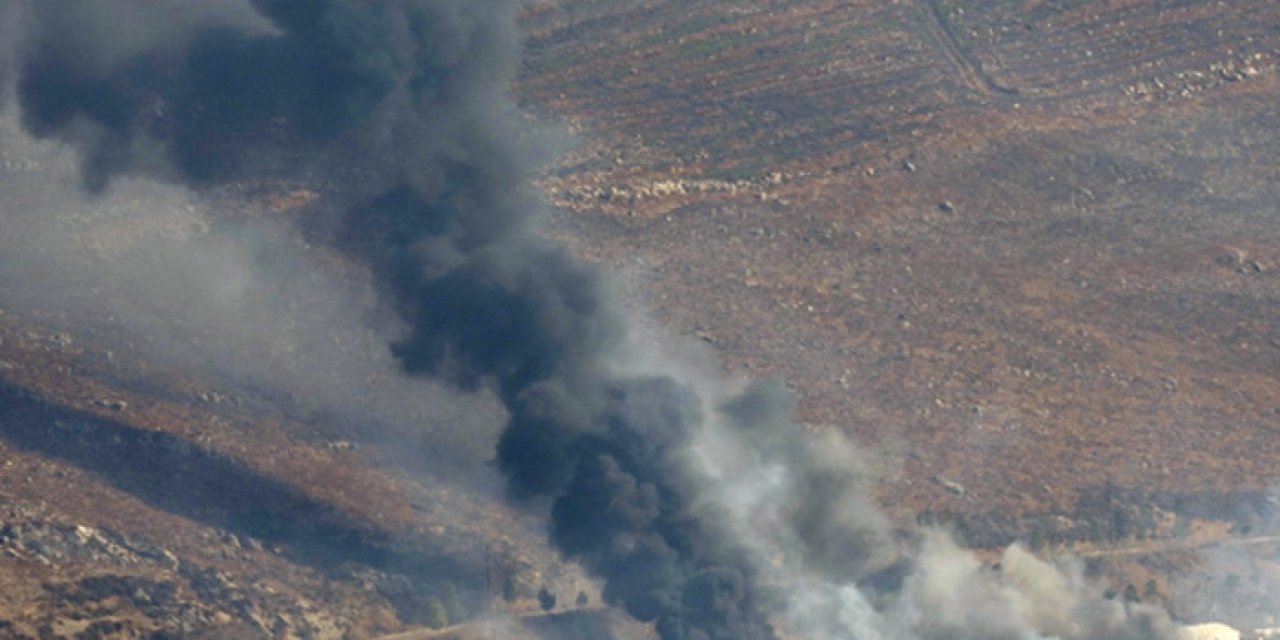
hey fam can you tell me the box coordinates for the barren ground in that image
[2,0,1280,637]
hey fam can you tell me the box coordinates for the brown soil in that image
[520,0,1280,542]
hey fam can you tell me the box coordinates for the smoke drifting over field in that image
[2,1,1185,638]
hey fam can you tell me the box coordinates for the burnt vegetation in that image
[0,0,1278,637]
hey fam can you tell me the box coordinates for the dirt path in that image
[373,606,620,640]
[918,0,1021,99]
[1068,535,1280,560]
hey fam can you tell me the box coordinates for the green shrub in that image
[423,596,448,629]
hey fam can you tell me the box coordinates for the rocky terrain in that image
[521,0,1280,545]
[0,299,617,638]
[2,0,1280,637]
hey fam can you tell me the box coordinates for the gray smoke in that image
[1,1,1188,638]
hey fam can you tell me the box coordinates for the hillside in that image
[1,0,1279,637]
[520,0,1280,545]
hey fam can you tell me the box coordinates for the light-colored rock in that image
[1182,622,1239,640]
[934,475,966,496]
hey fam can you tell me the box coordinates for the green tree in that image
[538,586,557,612]
[441,583,465,623]
[1171,515,1190,540]
[423,596,449,629]
[1231,511,1259,535]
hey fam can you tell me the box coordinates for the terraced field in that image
[521,0,973,187]
[519,0,1280,552]
[942,0,1280,101]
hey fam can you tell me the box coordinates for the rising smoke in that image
[2,1,1188,638]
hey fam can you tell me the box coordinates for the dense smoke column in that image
[3,2,1192,639]
[345,155,777,640]
[8,1,775,637]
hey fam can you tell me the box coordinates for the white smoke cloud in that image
[610,317,1187,639]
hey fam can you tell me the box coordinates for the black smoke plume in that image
[4,2,1186,639]
[8,1,774,637]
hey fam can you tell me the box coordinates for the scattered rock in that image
[93,398,128,412]
[197,391,234,405]
[1218,246,1249,268]
[934,476,967,496]
[45,333,73,351]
